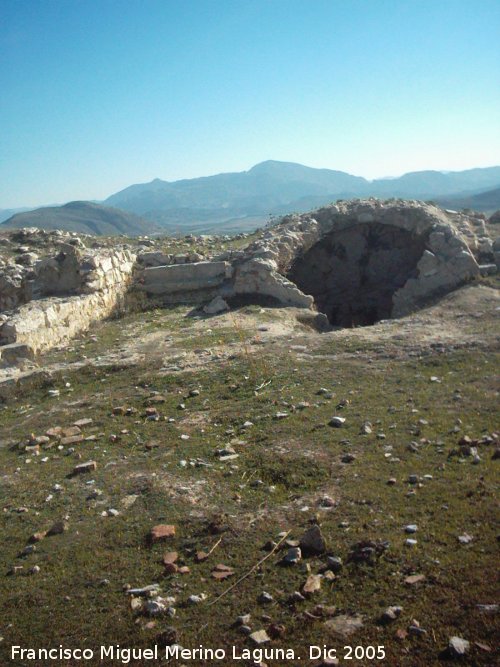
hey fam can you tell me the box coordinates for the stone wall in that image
[136,261,233,299]
[0,244,136,356]
[0,286,130,355]
[34,245,136,296]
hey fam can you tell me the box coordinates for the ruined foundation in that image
[0,199,496,369]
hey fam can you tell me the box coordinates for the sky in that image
[1,0,499,208]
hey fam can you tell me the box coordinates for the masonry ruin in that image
[287,222,428,327]
[0,199,497,373]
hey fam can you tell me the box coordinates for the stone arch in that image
[287,220,428,327]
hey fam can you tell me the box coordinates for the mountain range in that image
[104,160,500,232]
[2,161,500,235]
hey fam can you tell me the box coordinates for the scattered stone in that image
[262,540,278,552]
[211,564,234,580]
[404,574,426,585]
[282,547,302,565]
[476,603,498,613]
[126,584,160,596]
[474,641,492,652]
[235,614,251,626]
[146,395,167,404]
[458,533,473,544]
[405,524,418,533]
[348,539,389,564]
[121,494,138,509]
[163,552,178,565]
[71,460,97,475]
[341,453,356,463]
[329,416,346,428]
[18,545,36,558]
[249,629,270,645]
[203,295,229,314]
[29,531,47,543]
[300,525,327,555]
[288,591,306,603]
[446,636,470,658]
[408,622,427,636]
[318,495,336,509]
[302,574,322,595]
[149,525,176,543]
[258,592,274,604]
[130,597,143,612]
[380,606,403,624]
[104,508,119,517]
[143,600,168,616]
[325,614,364,638]
[326,556,343,573]
[47,520,68,536]
[73,418,93,427]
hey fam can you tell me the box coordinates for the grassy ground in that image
[0,307,498,666]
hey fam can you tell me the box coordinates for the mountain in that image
[1,201,159,236]
[105,160,500,232]
[434,186,500,215]
[0,207,34,224]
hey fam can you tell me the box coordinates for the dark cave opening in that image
[287,222,427,327]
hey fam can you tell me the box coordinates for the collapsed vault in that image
[287,222,427,326]
[235,199,486,326]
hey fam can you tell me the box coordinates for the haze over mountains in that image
[105,160,500,233]
[3,161,500,236]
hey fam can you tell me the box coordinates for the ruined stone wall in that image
[0,288,130,355]
[34,245,136,296]
[0,243,136,356]
[0,201,496,366]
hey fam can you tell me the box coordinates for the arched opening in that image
[287,222,427,327]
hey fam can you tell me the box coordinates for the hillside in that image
[435,186,500,215]
[105,160,500,231]
[0,208,33,224]
[1,201,159,237]
[1,285,499,666]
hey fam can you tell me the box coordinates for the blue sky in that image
[1,0,499,207]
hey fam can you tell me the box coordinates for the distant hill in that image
[0,207,33,224]
[434,186,500,215]
[105,160,500,232]
[1,201,159,236]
